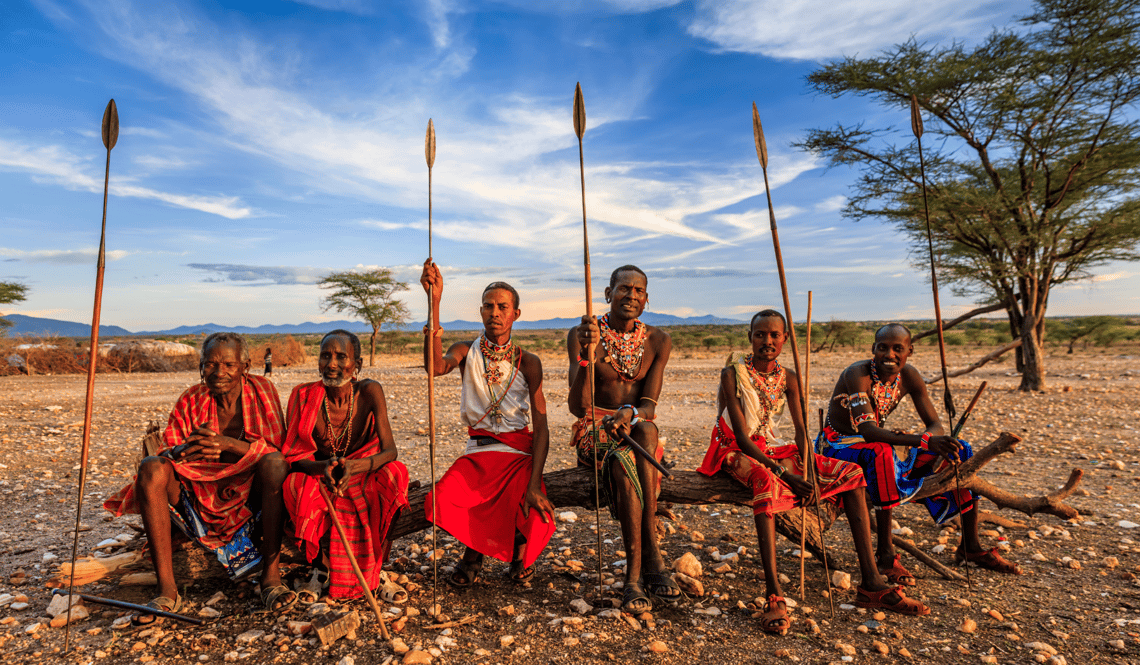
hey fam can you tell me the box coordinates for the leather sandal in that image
[132,594,182,626]
[508,560,535,584]
[956,547,1022,574]
[447,556,483,589]
[878,553,917,586]
[760,595,791,635]
[643,571,682,601]
[260,584,298,612]
[855,585,929,616]
[621,582,652,614]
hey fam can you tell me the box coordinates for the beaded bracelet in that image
[773,465,786,478]
[919,431,931,450]
[422,325,444,337]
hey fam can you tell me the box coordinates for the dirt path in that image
[1,347,1138,663]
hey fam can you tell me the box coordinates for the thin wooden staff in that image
[952,382,987,439]
[910,95,969,592]
[798,291,812,600]
[65,99,117,653]
[424,118,441,614]
[752,103,834,617]
[573,82,605,601]
[52,589,203,625]
[318,485,390,639]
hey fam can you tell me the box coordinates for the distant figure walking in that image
[264,348,273,377]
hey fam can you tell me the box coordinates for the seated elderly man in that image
[281,330,410,601]
[105,332,291,621]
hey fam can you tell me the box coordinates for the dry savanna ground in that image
[0,343,1139,664]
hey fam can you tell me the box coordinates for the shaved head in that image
[875,323,912,343]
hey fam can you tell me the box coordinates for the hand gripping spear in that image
[752,103,835,616]
[424,119,442,614]
[910,94,970,592]
[64,99,118,653]
[573,83,606,601]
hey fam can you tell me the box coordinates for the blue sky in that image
[2,0,1136,331]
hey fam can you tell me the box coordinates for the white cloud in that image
[0,137,253,219]
[687,0,1029,61]
[815,195,846,213]
[0,247,131,264]
[284,0,373,14]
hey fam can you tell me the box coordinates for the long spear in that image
[910,94,969,592]
[573,83,605,601]
[752,103,834,617]
[424,119,441,613]
[64,99,117,653]
[798,291,812,600]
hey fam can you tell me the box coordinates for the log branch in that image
[913,300,1014,341]
[914,432,1082,520]
[924,338,1022,383]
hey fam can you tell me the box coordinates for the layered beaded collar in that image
[868,359,903,424]
[598,313,646,381]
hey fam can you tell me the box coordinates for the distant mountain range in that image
[2,312,747,338]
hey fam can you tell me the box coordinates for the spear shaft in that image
[752,103,834,616]
[573,83,605,601]
[65,99,117,653]
[910,95,969,592]
[798,292,812,600]
[424,119,441,613]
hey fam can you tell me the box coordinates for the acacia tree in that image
[317,269,410,367]
[0,282,28,334]
[799,0,1140,391]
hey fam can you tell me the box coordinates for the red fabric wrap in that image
[425,428,555,567]
[698,417,866,517]
[103,375,285,549]
[281,382,410,599]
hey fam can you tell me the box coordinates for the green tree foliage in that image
[799,0,1140,391]
[317,269,410,367]
[0,281,28,334]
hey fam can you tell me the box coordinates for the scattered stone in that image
[898,647,913,659]
[647,640,667,653]
[46,593,82,618]
[673,572,703,597]
[570,598,592,614]
[206,592,226,606]
[235,629,266,645]
[831,571,852,590]
[198,607,222,618]
[1024,641,1057,656]
[834,641,857,656]
[286,621,312,636]
[558,512,578,523]
[336,656,354,665]
[500,635,515,648]
[987,609,1004,622]
[403,651,432,665]
[958,618,977,634]
[871,640,889,655]
[390,638,410,655]
[1118,521,1139,529]
[673,552,702,578]
[1104,556,1120,569]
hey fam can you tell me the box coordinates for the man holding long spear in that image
[567,265,679,613]
[419,262,556,588]
[818,324,1021,590]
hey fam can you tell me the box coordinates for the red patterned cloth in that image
[103,375,285,549]
[698,417,865,517]
[425,427,555,567]
[281,381,409,599]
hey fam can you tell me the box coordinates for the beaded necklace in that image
[599,313,646,381]
[479,335,514,385]
[321,386,356,456]
[743,354,784,430]
[476,335,521,428]
[868,360,902,425]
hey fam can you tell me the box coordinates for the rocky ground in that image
[1,345,1139,664]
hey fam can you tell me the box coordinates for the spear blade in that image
[425,118,436,169]
[102,99,119,151]
[752,102,768,170]
[910,94,923,140]
[573,82,586,140]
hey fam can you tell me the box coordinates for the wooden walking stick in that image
[910,95,970,592]
[573,82,605,601]
[424,118,442,614]
[752,103,834,616]
[64,99,117,653]
[318,485,390,639]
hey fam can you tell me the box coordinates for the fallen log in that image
[387,466,839,566]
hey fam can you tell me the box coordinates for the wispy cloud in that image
[0,247,131,264]
[687,0,1029,60]
[284,0,373,14]
[187,263,324,285]
[0,137,253,219]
